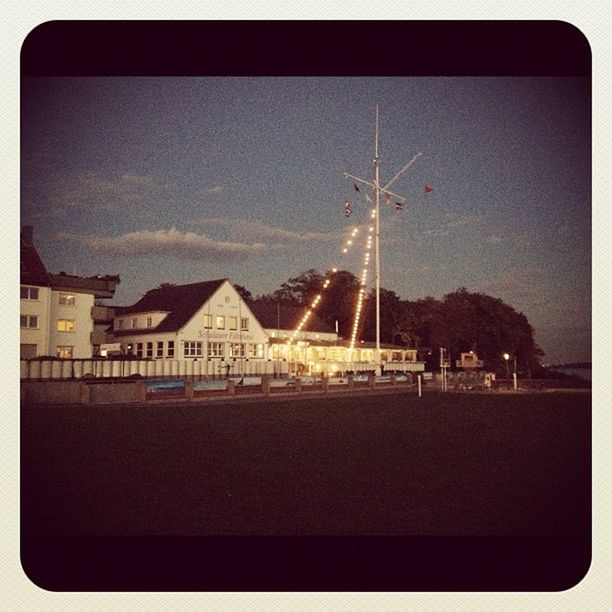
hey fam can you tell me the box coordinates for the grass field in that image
[21,390,591,538]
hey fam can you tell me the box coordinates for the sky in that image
[21,76,591,364]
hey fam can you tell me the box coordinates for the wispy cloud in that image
[422,228,450,237]
[193,218,343,243]
[49,172,161,211]
[57,227,266,261]
[419,213,482,239]
[485,234,504,245]
[203,185,224,194]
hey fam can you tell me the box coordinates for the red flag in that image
[395,201,404,211]
[424,184,434,193]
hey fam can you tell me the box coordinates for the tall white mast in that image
[344,107,422,376]
[374,104,382,373]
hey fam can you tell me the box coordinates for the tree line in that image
[234,268,544,376]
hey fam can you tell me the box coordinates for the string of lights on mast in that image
[344,105,422,375]
[286,106,425,368]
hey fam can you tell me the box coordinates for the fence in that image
[19,357,425,381]
[21,373,416,406]
[19,358,289,381]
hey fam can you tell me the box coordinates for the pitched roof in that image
[115,279,227,334]
[20,231,50,287]
[247,301,335,334]
[20,226,119,297]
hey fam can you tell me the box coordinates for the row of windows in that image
[117,315,250,331]
[202,314,249,331]
[20,344,74,358]
[185,341,264,359]
[20,317,76,331]
[20,286,76,305]
[127,341,175,359]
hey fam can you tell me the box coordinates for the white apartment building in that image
[20,226,119,359]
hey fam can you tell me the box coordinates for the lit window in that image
[229,343,245,357]
[241,317,249,331]
[56,346,74,358]
[216,315,225,329]
[167,341,175,358]
[229,316,238,330]
[156,341,164,358]
[248,343,264,358]
[56,319,75,332]
[20,315,39,329]
[59,293,76,305]
[203,314,213,329]
[208,342,224,358]
[184,341,203,357]
[21,286,39,300]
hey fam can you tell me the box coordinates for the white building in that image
[20,226,119,359]
[112,279,270,376]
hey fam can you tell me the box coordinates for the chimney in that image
[21,225,34,246]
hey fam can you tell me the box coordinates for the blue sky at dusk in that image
[21,76,591,364]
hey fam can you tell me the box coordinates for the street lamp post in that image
[503,352,510,389]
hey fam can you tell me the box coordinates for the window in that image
[20,343,37,358]
[20,315,39,329]
[203,314,212,329]
[208,342,224,358]
[56,346,73,359]
[118,319,124,329]
[147,317,153,328]
[132,318,138,328]
[136,343,143,358]
[156,341,164,358]
[248,343,264,358]
[56,319,75,332]
[241,317,249,331]
[21,286,39,300]
[229,316,238,331]
[167,341,175,358]
[229,343,245,358]
[184,341,203,358]
[146,342,153,358]
[216,315,225,329]
[59,293,76,305]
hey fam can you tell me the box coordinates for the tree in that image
[404,288,543,376]
[233,283,254,303]
[270,269,323,306]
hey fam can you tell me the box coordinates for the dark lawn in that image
[21,390,591,537]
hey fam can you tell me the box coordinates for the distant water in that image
[553,367,591,382]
